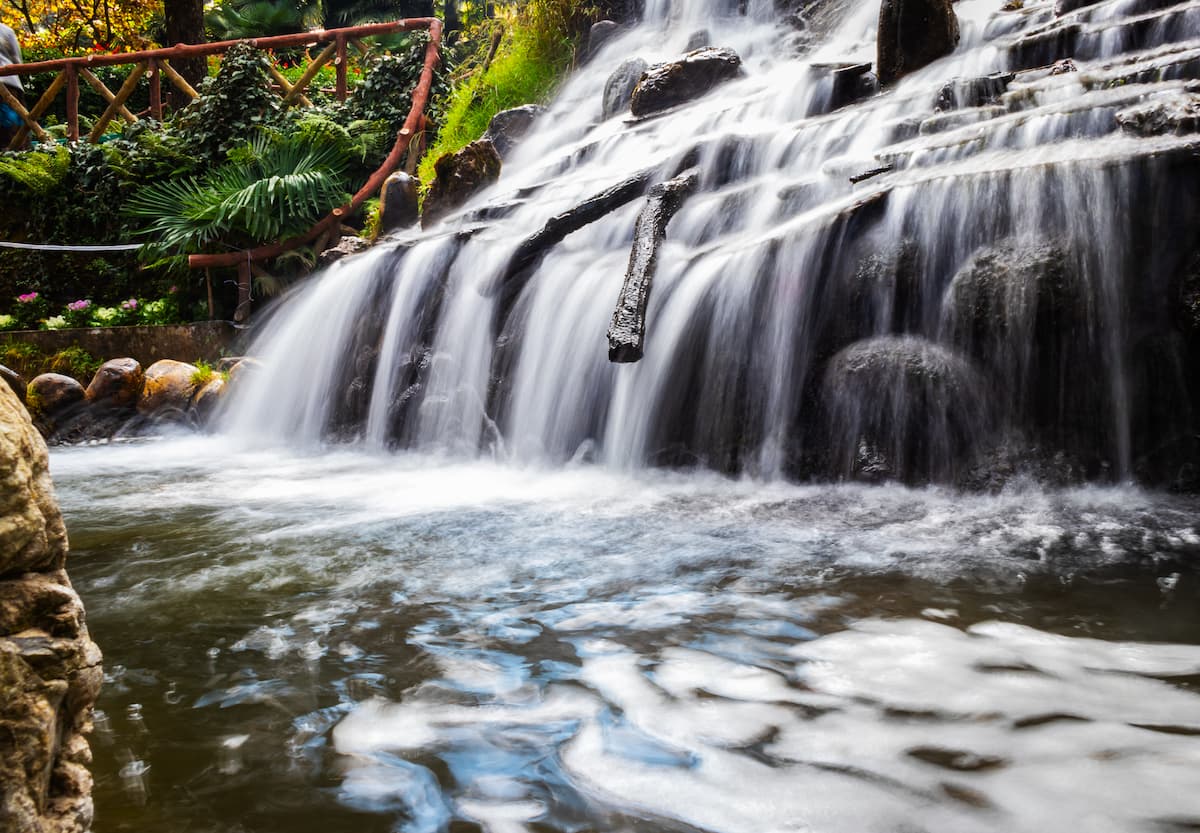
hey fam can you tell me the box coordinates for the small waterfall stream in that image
[222,0,1200,486]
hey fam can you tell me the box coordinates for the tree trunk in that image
[163,0,206,95]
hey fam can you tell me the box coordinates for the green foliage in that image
[206,0,322,40]
[190,359,215,386]
[126,131,353,264]
[419,0,591,185]
[175,42,283,162]
[0,146,69,193]
[345,35,444,133]
[47,346,103,380]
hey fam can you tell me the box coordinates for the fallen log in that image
[483,167,657,298]
[607,168,700,363]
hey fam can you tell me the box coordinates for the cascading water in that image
[223,0,1200,486]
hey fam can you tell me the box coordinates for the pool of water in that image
[51,437,1200,833]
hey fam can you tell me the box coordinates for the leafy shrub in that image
[175,43,283,163]
[63,300,93,328]
[12,292,47,329]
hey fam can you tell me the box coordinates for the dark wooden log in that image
[607,168,700,363]
[483,167,657,298]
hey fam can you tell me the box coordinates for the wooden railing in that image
[0,18,441,148]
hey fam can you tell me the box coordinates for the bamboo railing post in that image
[335,34,348,101]
[88,61,147,142]
[80,68,138,124]
[66,65,79,142]
[0,84,51,143]
[149,58,162,120]
[283,42,336,106]
[160,60,199,101]
[11,68,68,149]
[267,65,312,107]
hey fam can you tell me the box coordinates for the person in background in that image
[0,23,25,150]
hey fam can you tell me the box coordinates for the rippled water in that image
[51,438,1200,833]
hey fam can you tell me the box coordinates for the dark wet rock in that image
[1,364,25,404]
[876,0,960,86]
[377,172,420,235]
[630,47,743,118]
[820,336,988,483]
[942,239,1108,466]
[84,357,143,410]
[608,169,700,363]
[686,29,711,51]
[826,62,877,111]
[1008,25,1079,72]
[27,374,84,418]
[482,105,546,158]
[586,20,621,60]
[1116,92,1200,136]
[907,746,1008,772]
[603,57,648,118]
[1049,57,1077,74]
[934,71,1014,111]
[190,377,227,426]
[422,140,503,227]
[318,235,372,267]
[136,359,200,420]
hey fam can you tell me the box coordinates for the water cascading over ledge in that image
[222,0,1200,488]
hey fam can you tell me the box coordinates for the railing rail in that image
[0,18,440,146]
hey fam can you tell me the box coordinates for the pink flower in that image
[121,298,138,310]
[67,299,91,312]
[17,292,37,303]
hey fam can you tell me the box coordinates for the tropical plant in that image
[174,42,283,162]
[125,131,353,266]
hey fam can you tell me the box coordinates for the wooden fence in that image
[0,18,441,148]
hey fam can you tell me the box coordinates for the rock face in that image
[137,359,200,419]
[1116,91,1200,136]
[377,172,420,235]
[482,105,546,159]
[421,140,503,227]
[603,57,648,118]
[84,358,143,410]
[876,0,960,86]
[318,235,372,267]
[629,47,743,118]
[0,382,102,833]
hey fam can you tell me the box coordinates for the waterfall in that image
[222,0,1200,485]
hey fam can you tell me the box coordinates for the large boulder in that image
[137,359,200,419]
[482,105,546,159]
[84,358,143,410]
[876,0,960,86]
[629,47,743,118]
[603,57,648,118]
[0,382,101,833]
[190,376,227,426]
[421,140,503,227]
[26,375,84,419]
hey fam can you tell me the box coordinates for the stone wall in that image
[0,382,101,833]
[4,322,244,368]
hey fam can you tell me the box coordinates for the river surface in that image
[50,437,1200,833]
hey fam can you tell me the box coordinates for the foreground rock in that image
[1,364,25,404]
[421,140,503,227]
[137,359,200,420]
[876,0,960,86]
[629,47,743,117]
[376,172,420,235]
[0,382,102,833]
[603,57,648,118]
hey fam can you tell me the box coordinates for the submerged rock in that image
[629,47,743,117]
[422,140,503,227]
[84,357,143,410]
[876,0,960,86]
[482,105,546,159]
[0,382,101,833]
[821,336,989,483]
[604,57,648,118]
[137,359,200,420]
